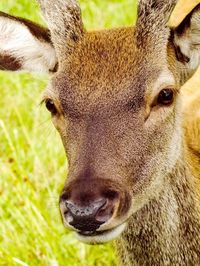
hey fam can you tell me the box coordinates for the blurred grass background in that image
[0,0,137,265]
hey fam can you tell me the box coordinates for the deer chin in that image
[74,223,127,244]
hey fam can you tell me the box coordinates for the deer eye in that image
[157,88,174,106]
[45,99,57,115]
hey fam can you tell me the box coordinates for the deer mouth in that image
[75,223,127,244]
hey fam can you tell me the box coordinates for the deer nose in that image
[62,197,115,232]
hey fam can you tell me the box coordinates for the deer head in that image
[1,0,200,244]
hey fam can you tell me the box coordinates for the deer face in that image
[50,29,181,243]
[1,0,200,244]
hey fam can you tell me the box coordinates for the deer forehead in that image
[46,28,174,114]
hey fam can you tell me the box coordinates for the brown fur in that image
[37,0,85,58]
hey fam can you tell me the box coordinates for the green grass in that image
[0,1,137,265]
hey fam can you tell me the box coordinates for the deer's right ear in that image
[0,12,57,73]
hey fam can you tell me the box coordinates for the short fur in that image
[0,0,200,265]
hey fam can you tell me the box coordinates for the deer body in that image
[0,0,200,265]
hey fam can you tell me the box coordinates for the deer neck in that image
[116,160,200,266]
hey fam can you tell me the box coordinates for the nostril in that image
[65,211,74,224]
[95,200,114,223]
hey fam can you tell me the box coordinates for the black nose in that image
[64,198,112,232]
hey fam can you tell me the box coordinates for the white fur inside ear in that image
[174,6,200,72]
[0,16,57,73]
[174,33,200,71]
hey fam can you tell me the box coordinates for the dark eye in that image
[157,88,174,106]
[45,99,57,115]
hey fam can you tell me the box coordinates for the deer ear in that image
[172,4,200,78]
[0,12,57,73]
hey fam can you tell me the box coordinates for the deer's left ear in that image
[172,4,200,79]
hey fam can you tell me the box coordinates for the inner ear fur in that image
[172,4,200,75]
[0,12,57,73]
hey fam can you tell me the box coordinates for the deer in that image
[0,0,200,265]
